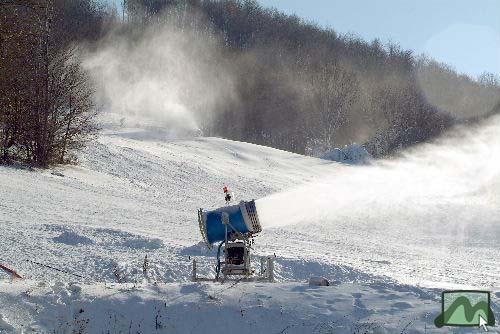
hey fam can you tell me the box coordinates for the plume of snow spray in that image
[257,116,500,236]
[81,20,237,135]
[256,116,500,287]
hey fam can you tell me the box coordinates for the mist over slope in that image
[78,1,500,159]
[82,22,237,135]
[256,115,500,287]
[257,115,500,227]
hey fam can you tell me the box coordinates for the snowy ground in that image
[1,115,499,333]
[0,279,446,334]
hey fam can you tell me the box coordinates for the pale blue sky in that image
[108,0,500,78]
[259,0,500,78]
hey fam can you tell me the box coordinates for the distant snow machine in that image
[195,200,275,282]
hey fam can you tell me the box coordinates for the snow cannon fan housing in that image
[198,200,262,248]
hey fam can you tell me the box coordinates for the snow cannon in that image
[195,200,274,281]
[198,200,261,248]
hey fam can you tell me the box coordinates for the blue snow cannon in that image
[198,200,262,248]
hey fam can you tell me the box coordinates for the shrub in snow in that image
[320,144,371,165]
[320,148,345,162]
[309,276,330,286]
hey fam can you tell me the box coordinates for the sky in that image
[108,0,500,78]
[259,0,500,78]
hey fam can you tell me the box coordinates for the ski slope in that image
[0,123,335,283]
[0,115,499,333]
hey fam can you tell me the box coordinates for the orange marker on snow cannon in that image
[223,185,232,204]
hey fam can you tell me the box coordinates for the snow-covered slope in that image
[0,127,334,283]
[1,116,499,333]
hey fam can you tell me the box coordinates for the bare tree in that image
[308,61,360,151]
[0,0,98,166]
[47,47,97,164]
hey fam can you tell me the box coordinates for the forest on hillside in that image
[1,0,499,166]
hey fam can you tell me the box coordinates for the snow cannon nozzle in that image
[197,200,262,249]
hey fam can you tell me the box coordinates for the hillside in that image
[3,0,500,168]
[1,115,499,332]
[0,119,333,283]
